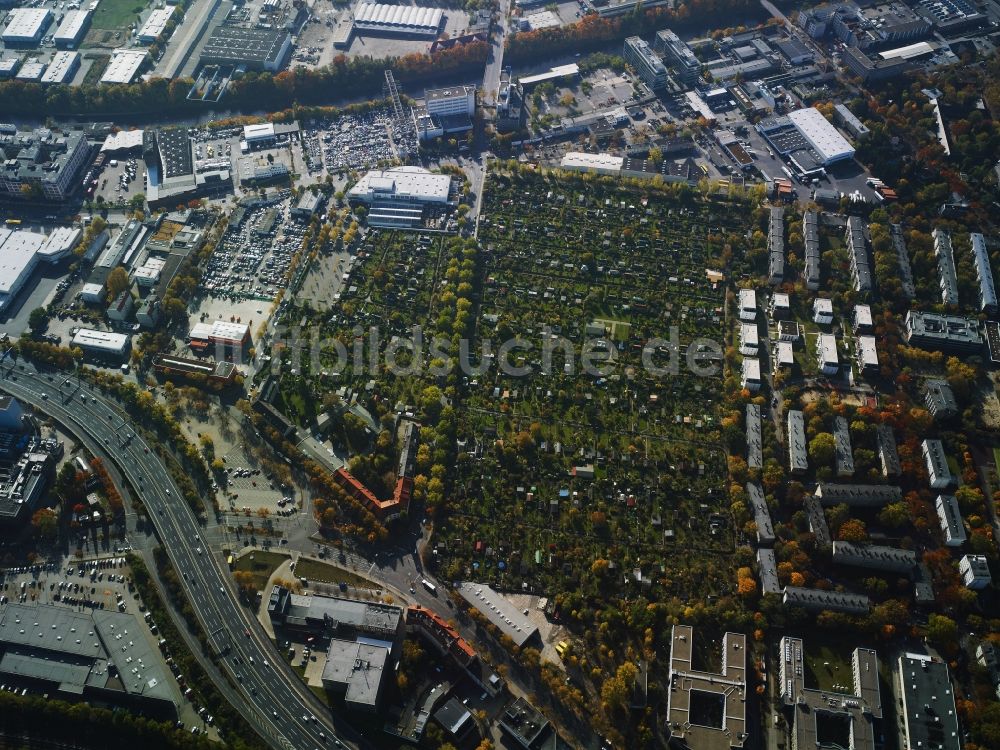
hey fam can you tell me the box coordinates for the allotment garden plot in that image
[435,172,751,597]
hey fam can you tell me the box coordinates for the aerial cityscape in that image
[0,0,997,746]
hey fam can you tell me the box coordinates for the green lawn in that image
[803,643,854,693]
[233,550,289,591]
[92,0,147,30]
[293,558,378,589]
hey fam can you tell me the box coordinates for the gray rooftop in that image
[876,424,901,477]
[832,541,918,573]
[757,548,780,594]
[833,416,854,477]
[457,582,538,647]
[320,638,388,708]
[746,403,762,470]
[747,482,774,545]
[898,653,961,750]
[905,311,982,352]
[815,483,902,507]
[783,586,870,614]
[787,410,808,473]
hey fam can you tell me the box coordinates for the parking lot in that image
[93,155,145,206]
[301,109,402,175]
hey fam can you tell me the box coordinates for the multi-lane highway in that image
[0,361,354,750]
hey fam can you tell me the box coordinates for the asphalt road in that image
[0,361,354,750]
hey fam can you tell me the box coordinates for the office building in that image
[135,295,163,328]
[922,438,953,489]
[0,450,51,526]
[746,482,773,545]
[787,410,807,475]
[137,5,175,43]
[559,152,624,176]
[876,424,900,477]
[1,8,52,44]
[803,210,821,290]
[413,85,476,141]
[352,3,444,36]
[960,554,991,589]
[496,67,525,132]
[100,49,148,84]
[845,216,873,293]
[53,9,90,48]
[0,128,92,200]
[924,379,958,420]
[348,166,452,228]
[0,603,175,715]
[782,586,870,614]
[768,206,784,285]
[841,44,918,83]
[780,637,882,750]
[787,107,855,166]
[834,103,870,139]
[267,586,404,641]
[903,311,982,354]
[40,50,79,84]
[321,639,389,711]
[970,232,997,315]
[933,228,959,305]
[456,583,539,648]
[746,403,762,470]
[815,483,902,507]
[655,28,700,84]
[935,494,966,547]
[200,25,292,71]
[623,36,668,90]
[666,625,747,749]
[70,329,131,359]
[0,396,23,431]
[898,653,961,750]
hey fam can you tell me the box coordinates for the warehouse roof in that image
[41,51,79,84]
[53,9,90,43]
[2,8,51,40]
[457,582,538,647]
[137,5,175,40]
[201,25,291,65]
[100,49,147,84]
[788,107,855,164]
[71,328,130,352]
[559,152,624,172]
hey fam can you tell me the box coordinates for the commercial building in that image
[0,603,175,715]
[767,206,785,284]
[0,450,51,526]
[519,10,559,30]
[845,216,873,293]
[816,332,839,375]
[413,85,476,141]
[746,403,762,470]
[456,582,539,648]
[924,379,958,420]
[746,482,773,545]
[352,3,444,36]
[780,637,882,750]
[517,62,579,89]
[236,155,287,187]
[803,210,821,290]
[559,152,624,176]
[0,58,19,78]
[70,329,131,359]
[188,320,251,352]
[267,585,404,641]
[348,166,452,228]
[832,541,917,574]
[666,625,747,749]
[1,8,52,44]
[40,51,80,84]
[787,410,807,475]
[16,61,46,82]
[922,438,953,489]
[935,494,966,547]
[137,5,175,43]
[815,483,902,507]
[655,29,700,84]
[321,639,389,711]
[904,311,982,353]
[876,424,901,477]
[291,191,324,220]
[932,228,959,305]
[915,0,985,32]
[0,226,80,312]
[898,653,961,750]
[53,9,90,48]
[959,554,992,589]
[782,586,870,614]
[787,107,855,166]
[100,49,148,84]
[970,232,997,315]
[152,354,237,386]
[200,25,292,71]
[0,128,92,200]
[623,36,668,90]
[833,416,854,477]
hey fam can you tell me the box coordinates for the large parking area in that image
[301,108,401,176]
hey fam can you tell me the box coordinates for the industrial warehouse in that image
[352,3,444,36]
[199,25,292,72]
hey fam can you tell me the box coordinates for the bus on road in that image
[421,578,437,595]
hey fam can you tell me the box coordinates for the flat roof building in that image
[348,166,451,228]
[904,311,982,353]
[890,223,917,300]
[834,103,870,139]
[623,36,668,90]
[782,586,870,614]
[833,416,854,477]
[780,636,881,750]
[559,152,624,176]
[787,410,808,475]
[746,403,762,470]
[70,328,131,358]
[935,494,966,547]
[922,438,953,489]
[787,107,855,165]
[137,5,175,43]
[737,288,757,321]
[291,190,324,220]
[498,697,550,749]
[0,127,92,201]
[816,332,839,375]
[456,582,538,648]
[53,9,90,47]
[856,336,879,375]
[815,483,902,507]
[746,481,773,545]
[100,49,147,84]
[321,638,389,711]
[0,226,83,312]
[924,379,958,420]
[666,625,747,750]
[898,653,961,750]
[152,354,237,386]
[267,586,404,641]
[200,25,292,71]
[813,297,833,325]
[970,232,997,315]
[960,554,991,589]
[933,228,959,305]
[655,31,700,86]
[741,357,761,392]
[1,8,52,44]
[40,51,80,84]
[803,210,821,290]
[739,322,759,356]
